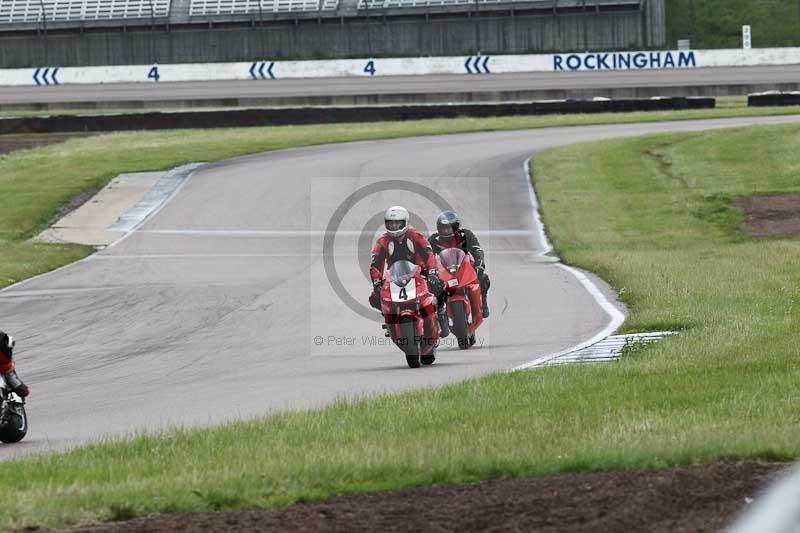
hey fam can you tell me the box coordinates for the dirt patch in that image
[59,461,785,533]
[0,134,88,155]
[735,194,800,238]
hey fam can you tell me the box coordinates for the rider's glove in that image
[427,272,443,295]
[368,291,381,310]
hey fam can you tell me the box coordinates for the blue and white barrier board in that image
[1,47,799,86]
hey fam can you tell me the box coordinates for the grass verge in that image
[1,115,800,530]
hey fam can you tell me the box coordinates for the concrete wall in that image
[0,3,665,68]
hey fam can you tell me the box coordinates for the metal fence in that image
[189,0,338,15]
[0,0,171,23]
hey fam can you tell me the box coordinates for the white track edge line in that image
[524,157,556,259]
[511,157,627,372]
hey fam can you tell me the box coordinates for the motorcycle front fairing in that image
[438,248,478,289]
[380,261,439,355]
[437,248,483,332]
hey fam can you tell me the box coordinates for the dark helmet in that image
[0,331,14,359]
[436,211,460,237]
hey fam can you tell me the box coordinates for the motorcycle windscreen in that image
[439,248,466,274]
[389,260,418,302]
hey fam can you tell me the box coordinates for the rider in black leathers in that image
[429,211,491,337]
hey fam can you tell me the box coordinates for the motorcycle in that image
[437,247,484,350]
[380,260,440,368]
[0,373,28,444]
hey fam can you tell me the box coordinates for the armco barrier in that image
[748,93,800,106]
[0,97,714,134]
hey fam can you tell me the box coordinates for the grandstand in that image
[0,0,651,28]
[189,0,337,16]
[0,0,171,24]
[0,0,664,68]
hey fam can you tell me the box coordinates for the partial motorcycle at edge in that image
[0,373,28,444]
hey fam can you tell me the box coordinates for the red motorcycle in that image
[437,248,484,349]
[380,260,440,368]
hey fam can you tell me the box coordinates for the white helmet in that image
[384,206,409,238]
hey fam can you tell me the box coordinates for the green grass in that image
[2,114,800,530]
[667,0,800,48]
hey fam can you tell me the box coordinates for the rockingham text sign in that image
[553,51,697,71]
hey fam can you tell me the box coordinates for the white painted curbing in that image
[512,157,627,371]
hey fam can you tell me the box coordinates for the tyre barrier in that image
[0,96,715,134]
[748,92,800,106]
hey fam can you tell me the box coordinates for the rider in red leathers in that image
[0,331,29,398]
[369,206,443,338]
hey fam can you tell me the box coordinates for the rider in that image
[429,211,491,329]
[0,331,29,398]
[369,206,443,334]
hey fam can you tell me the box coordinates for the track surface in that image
[2,115,800,460]
[1,65,800,104]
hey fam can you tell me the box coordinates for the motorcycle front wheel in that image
[0,400,28,443]
[450,300,471,350]
[399,316,421,368]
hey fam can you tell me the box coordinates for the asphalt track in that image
[1,65,800,105]
[2,114,800,461]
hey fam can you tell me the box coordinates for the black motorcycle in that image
[0,374,27,443]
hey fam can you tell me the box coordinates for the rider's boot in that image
[422,343,437,365]
[437,305,450,338]
[481,291,490,318]
[1,368,29,398]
